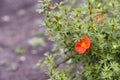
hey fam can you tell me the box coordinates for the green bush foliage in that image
[37,0,120,79]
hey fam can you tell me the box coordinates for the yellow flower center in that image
[81,42,85,47]
[113,45,117,49]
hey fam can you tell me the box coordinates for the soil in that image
[0,0,56,80]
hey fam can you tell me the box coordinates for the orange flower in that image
[74,35,90,54]
[93,12,105,22]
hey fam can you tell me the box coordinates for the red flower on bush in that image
[93,12,105,22]
[74,35,90,54]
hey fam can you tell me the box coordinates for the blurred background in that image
[0,0,61,80]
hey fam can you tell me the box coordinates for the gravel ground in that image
[0,0,55,80]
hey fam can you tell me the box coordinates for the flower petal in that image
[82,35,90,49]
[78,47,86,54]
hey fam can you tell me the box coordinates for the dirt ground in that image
[0,0,56,80]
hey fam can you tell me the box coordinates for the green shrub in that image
[37,0,120,79]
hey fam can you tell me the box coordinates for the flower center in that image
[81,42,85,48]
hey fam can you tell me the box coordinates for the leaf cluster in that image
[38,0,120,79]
